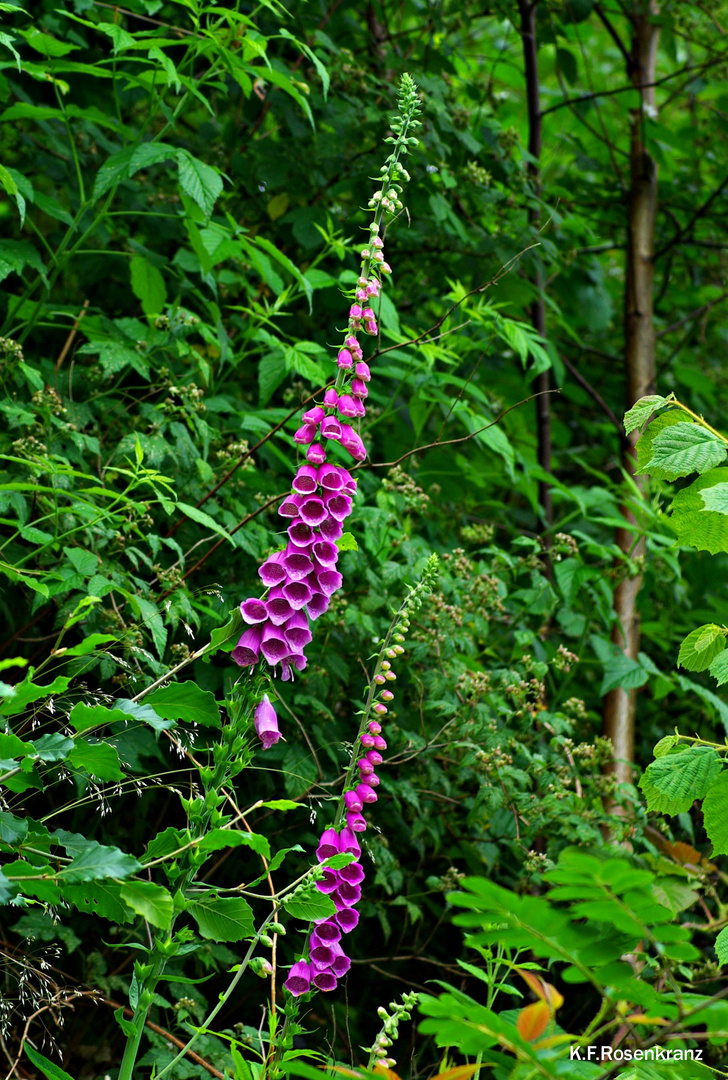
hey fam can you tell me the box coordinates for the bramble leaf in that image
[623,395,668,436]
[640,748,722,816]
[146,682,220,728]
[189,895,255,941]
[678,625,726,672]
[703,773,728,856]
[647,422,726,480]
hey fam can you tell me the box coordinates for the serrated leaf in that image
[282,883,337,922]
[31,733,75,762]
[624,395,668,435]
[127,595,167,659]
[130,255,167,317]
[699,482,728,514]
[120,880,174,929]
[678,624,726,672]
[670,469,728,553]
[189,895,254,941]
[60,842,140,883]
[176,151,223,218]
[62,880,134,923]
[703,772,728,856]
[647,422,726,480]
[709,650,728,687]
[715,926,728,965]
[146,682,220,728]
[639,747,722,816]
[653,735,679,758]
[0,811,28,843]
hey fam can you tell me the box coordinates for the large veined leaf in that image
[120,880,174,929]
[640,747,722,816]
[669,468,728,554]
[146,681,220,728]
[61,880,134,923]
[59,841,140,883]
[677,624,727,672]
[188,895,255,941]
[715,926,728,965]
[67,739,124,781]
[636,410,696,476]
[623,395,668,435]
[709,650,728,687]
[646,422,726,480]
[702,772,728,856]
[282,883,337,922]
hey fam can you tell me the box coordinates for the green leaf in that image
[57,634,118,659]
[69,701,130,733]
[113,698,175,732]
[670,469,728,553]
[647,422,726,480]
[67,739,124,782]
[207,607,244,657]
[251,235,313,312]
[31,733,75,761]
[120,880,174,929]
[196,830,271,858]
[258,351,287,406]
[130,255,167,317]
[62,546,97,577]
[678,624,727,672]
[715,926,728,965]
[24,1046,76,1080]
[176,152,223,218]
[148,46,181,93]
[282,883,337,922]
[146,681,220,728]
[0,239,46,285]
[624,395,668,435]
[653,735,679,757]
[336,533,358,552]
[4,859,60,904]
[703,772,728,856]
[18,28,77,57]
[60,842,141,883]
[639,747,722,816]
[127,595,167,658]
[262,799,303,811]
[699,482,728,514]
[0,164,25,226]
[189,895,255,941]
[0,811,28,843]
[62,880,134,923]
[709,650,728,687]
[175,502,233,543]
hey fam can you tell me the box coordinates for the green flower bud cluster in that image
[367,991,420,1069]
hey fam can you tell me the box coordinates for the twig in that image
[559,352,624,436]
[165,385,334,537]
[54,299,89,372]
[655,289,728,338]
[367,390,560,469]
[370,246,541,360]
[102,998,225,1078]
[654,174,728,258]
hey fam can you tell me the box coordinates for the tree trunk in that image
[603,2,660,789]
[518,0,552,528]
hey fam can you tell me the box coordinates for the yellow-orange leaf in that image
[372,1067,400,1080]
[515,968,564,1011]
[534,1034,577,1050]
[430,1066,482,1080]
[517,1000,552,1042]
[626,1014,669,1026]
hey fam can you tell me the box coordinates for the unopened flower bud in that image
[380,689,394,701]
[384,670,396,681]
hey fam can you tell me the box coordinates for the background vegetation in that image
[2,0,728,1076]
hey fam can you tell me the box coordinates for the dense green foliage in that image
[2,0,728,1077]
